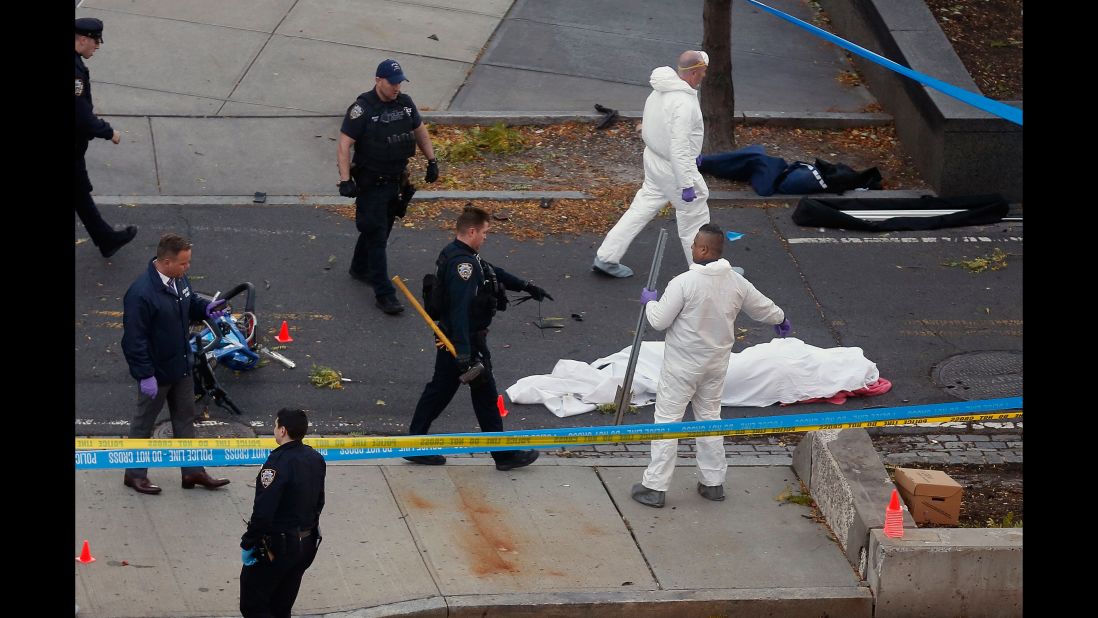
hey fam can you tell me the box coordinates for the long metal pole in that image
[614,228,669,425]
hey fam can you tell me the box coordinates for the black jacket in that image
[75,51,113,174]
[242,440,326,549]
[121,259,211,383]
[437,239,526,357]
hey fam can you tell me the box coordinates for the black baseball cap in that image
[75,17,104,42]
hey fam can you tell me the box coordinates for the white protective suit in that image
[596,66,710,266]
[641,258,785,492]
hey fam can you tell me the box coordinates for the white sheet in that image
[505,338,880,417]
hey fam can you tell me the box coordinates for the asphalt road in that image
[75,202,1022,436]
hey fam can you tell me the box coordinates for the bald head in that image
[676,50,709,88]
[691,223,725,264]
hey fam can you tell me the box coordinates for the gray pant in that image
[125,374,204,478]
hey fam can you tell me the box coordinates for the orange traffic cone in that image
[884,489,904,538]
[76,539,96,563]
[497,394,508,417]
[275,320,293,343]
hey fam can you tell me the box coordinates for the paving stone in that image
[1003,454,1024,463]
[958,434,990,441]
[1007,441,1023,448]
[928,434,959,442]
[983,441,1007,449]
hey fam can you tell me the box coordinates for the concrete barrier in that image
[794,430,1024,617]
[868,528,1022,618]
[817,0,1022,201]
[792,429,915,577]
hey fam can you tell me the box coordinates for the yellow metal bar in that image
[391,275,457,357]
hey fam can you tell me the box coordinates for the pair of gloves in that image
[339,160,439,197]
[639,288,792,337]
[138,298,228,399]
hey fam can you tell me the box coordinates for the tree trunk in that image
[701,0,735,153]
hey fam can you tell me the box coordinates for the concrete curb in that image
[238,587,874,618]
[91,189,933,207]
[103,111,894,130]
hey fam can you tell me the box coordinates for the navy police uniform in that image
[407,239,546,467]
[340,86,422,301]
[240,440,326,618]
[75,17,136,257]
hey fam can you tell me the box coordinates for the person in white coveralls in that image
[632,224,792,508]
[593,50,712,277]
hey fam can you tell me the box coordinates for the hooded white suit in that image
[596,66,710,266]
[641,258,785,492]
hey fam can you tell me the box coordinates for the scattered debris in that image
[308,365,344,390]
[943,247,1009,273]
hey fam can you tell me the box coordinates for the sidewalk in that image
[75,456,872,617]
[76,0,879,197]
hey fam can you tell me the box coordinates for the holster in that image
[388,169,416,220]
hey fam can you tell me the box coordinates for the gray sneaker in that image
[697,483,725,501]
[631,483,666,508]
[592,257,634,278]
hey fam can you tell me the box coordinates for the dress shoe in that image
[181,471,231,490]
[376,295,404,315]
[403,455,446,465]
[100,225,137,258]
[697,482,726,501]
[631,483,665,508]
[592,257,634,278]
[123,476,162,495]
[495,449,539,471]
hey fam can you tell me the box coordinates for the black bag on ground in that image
[791,194,1010,231]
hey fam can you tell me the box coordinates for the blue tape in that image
[75,397,1020,470]
[745,0,1021,126]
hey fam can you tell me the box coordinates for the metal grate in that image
[932,351,1023,401]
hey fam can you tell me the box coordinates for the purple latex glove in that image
[205,298,227,320]
[681,187,696,203]
[774,318,792,338]
[139,376,158,398]
[695,155,704,169]
[640,288,658,304]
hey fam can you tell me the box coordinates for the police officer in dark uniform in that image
[75,17,137,258]
[240,408,326,618]
[337,58,440,315]
[404,205,552,470]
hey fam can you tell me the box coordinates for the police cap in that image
[75,18,104,42]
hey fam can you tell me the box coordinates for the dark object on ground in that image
[253,192,267,203]
[540,197,553,209]
[792,194,1009,231]
[698,145,881,196]
[594,103,619,130]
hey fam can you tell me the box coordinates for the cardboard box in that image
[894,468,963,525]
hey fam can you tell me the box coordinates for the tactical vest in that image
[352,92,417,170]
[429,243,508,325]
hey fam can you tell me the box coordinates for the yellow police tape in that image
[74,411,1022,451]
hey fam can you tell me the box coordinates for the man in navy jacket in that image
[120,233,231,494]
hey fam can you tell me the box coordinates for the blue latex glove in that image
[205,298,227,320]
[774,318,792,338]
[640,288,658,304]
[242,547,257,566]
[139,377,158,398]
[681,187,696,203]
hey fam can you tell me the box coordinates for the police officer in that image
[337,58,440,315]
[240,408,326,618]
[404,205,552,470]
[75,17,137,258]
